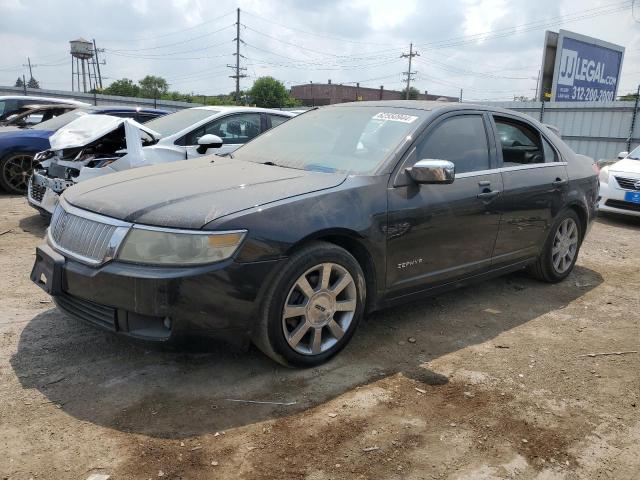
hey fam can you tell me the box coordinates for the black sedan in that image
[31,101,599,366]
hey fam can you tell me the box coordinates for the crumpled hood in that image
[609,158,640,175]
[49,114,160,150]
[63,156,346,228]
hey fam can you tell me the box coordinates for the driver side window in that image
[415,114,490,174]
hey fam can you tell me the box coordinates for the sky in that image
[0,0,639,101]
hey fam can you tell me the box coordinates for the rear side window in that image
[494,117,545,166]
[416,115,490,173]
[184,113,262,146]
[269,114,290,128]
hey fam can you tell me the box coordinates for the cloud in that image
[0,0,637,99]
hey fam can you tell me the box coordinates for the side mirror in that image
[617,151,629,159]
[196,134,223,154]
[406,159,455,184]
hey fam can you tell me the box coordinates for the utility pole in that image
[22,57,38,83]
[627,83,640,152]
[227,8,247,105]
[22,74,27,95]
[93,39,104,90]
[401,43,419,100]
[26,57,34,80]
[459,88,463,102]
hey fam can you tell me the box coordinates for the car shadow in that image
[10,266,602,439]
[18,211,48,238]
[596,212,640,229]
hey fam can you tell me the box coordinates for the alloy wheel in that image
[552,218,579,274]
[3,154,35,193]
[282,262,357,356]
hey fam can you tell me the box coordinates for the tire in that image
[252,241,366,367]
[529,209,582,283]
[0,152,35,194]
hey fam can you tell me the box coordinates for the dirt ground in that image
[0,193,638,480]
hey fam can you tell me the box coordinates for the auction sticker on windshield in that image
[373,112,418,123]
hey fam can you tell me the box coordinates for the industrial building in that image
[290,80,458,106]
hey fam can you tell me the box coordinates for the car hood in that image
[49,114,160,150]
[63,156,347,229]
[609,158,640,175]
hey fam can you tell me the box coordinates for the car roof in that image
[328,100,543,124]
[0,95,89,106]
[86,106,169,114]
[190,106,296,116]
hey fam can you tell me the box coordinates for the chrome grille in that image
[615,176,640,191]
[50,205,119,264]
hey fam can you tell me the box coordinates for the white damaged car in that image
[598,146,640,217]
[28,106,295,215]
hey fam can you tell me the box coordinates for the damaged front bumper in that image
[31,242,284,345]
[28,171,72,215]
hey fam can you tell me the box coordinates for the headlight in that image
[599,166,610,183]
[116,227,247,266]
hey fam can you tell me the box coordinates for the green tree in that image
[248,77,298,108]
[619,92,639,101]
[400,86,420,100]
[139,75,169,98]
[14,77,24,88]
[27,77,40,89]
[103,78,140,97]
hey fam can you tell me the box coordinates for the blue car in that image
[0,106,168,194]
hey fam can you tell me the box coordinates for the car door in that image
[489,114,569,266]
[183,112,263,158]
[386,112,503,297]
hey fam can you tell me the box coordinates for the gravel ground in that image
[0,194,638,480]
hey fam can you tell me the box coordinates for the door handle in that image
[477,190,501,200]
[552,178,568,187]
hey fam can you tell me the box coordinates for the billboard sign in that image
[550,30,625,102]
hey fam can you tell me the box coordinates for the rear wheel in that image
[0,153,35,194]
[529,209,582,283]
[252,241,366,367]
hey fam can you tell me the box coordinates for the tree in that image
[248,77,298,108]
[14,77,24,88]
[400,86,420,100]
[139,75,169,98]
[27,77,40,89]
[619,92,639,101]
[103,78,140,97]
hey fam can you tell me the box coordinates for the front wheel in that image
[529,209,582,283]
[0,153,35,194]
[252,241,366,367]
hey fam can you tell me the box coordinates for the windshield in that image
[233,106,425,174]
[36,109,87,131]
[628,145,640,160]
[143,108,217,137]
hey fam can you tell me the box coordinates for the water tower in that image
[70,38,98,93]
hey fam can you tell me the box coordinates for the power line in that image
[242,9,405,48]
[415,1,633,50]
[121,10,236,42]
[107,24,235,52]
